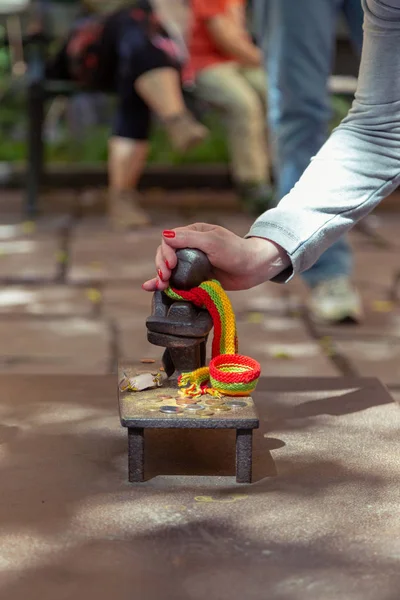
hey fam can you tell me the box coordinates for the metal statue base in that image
[118,364,259,484]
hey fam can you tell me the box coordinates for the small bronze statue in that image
[146,249,214,380]
[118,247,259,484]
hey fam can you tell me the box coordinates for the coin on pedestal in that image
[205,399,225,407]
[176,397,198,406]
[159,405,182,414]
[146,404,163,412]
[184,404,205,412]
[213,405,232,412]
[198,410,215,417]
[226,400,248,408]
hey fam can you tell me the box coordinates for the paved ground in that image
[1,190,400,394]
[1,374,399,600]
[1,189,400,599]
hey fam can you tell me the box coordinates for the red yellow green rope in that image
[166,280,260,397]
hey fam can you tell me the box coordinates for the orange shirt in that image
[184,0,246,81]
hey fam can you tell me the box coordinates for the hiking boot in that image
[309,277,363,325]
[164,111,208,152]
[108,190,151,231]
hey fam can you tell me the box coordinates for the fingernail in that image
[165,259,170,269]
[141,283,145,290]
[157,268,164,281]
[163,230,175,238]
[155,279,159,289]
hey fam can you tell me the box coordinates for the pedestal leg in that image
[128,428,145,482]
[236,429,253,484]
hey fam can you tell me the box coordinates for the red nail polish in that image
[155,279,159,289]
[163,230,175,238]
[165,260,170,270]
[157,268,164,281]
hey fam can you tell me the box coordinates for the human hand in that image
[142,223,290,292]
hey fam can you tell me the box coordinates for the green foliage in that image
[46,126,109,163]
[0,48,9,72]
[0,94,351,164]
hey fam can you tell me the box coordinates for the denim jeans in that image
[254,0,363,288]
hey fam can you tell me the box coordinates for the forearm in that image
[222,38,261,66]
[207,19,261,66]
[248,0,400,281]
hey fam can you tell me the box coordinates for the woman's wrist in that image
[245,236,291,284]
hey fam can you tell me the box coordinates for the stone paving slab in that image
[0,189,23,214]
[103,282,304,321]
[213,213,255,237]
[72,208,193,234]
[229,281,307,317]
[316,304,400,340]
[312,275,400,331]
[0,189,78,217]
[333,339,400,385]
[0,319,110,374]
[237,321,338,377]
[1,188,400,220]
[0,215,71,241]
[353,249,399,288]
[0,286,93,317]
[69,211,257,284]
[355,212,400,244]
[0,237,60,281]
[102,285,154,319]
[0,358,109,375]
[117,316,164,365]
[68,228,161,283]
[0,206,399,380]
[0,375,398,600]
[119,314,338,378]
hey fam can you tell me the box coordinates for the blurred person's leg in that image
[343,0,364,53]
[134,67,208,152]
[108,87,152,230]
[195,62,272,213]
[121,21,207,153]
[255,0,362,323]
[240,66,272,197]
[239,66,267,110]
[106,17,208,230]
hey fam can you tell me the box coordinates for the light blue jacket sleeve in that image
[247,0,400,281]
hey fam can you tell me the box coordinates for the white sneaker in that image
[309,277,363,324]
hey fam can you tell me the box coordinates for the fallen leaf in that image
[272,351,291,360]
[194,494,248,504]
[246,312,263,324]
[22,221,36,234]
[89,261,102,270]
[55,250,68,264]
[371,300,394,313]
[86,288,102,303]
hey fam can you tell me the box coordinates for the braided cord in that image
[165,280,260,397]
